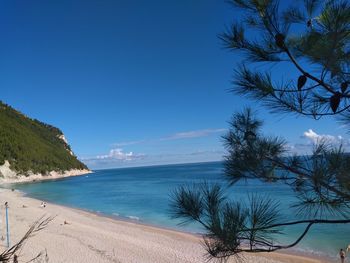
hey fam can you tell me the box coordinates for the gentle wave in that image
[11,161,350,257]
[127,216,140,220]
[292,247,337,260]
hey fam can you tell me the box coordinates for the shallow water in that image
[9,161,349,259]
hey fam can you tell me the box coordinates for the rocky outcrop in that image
[0,160,91,184]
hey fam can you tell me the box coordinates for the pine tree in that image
[170,1,350,261]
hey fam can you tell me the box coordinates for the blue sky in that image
[0,1,348,169]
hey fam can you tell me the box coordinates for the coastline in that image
[0,188,331,263]
[0,160,91,184]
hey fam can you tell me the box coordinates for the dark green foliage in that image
[219,0,350,119]
[171,110,350,261]
[0,101,87,175]
[170,0,350,261]
[222,110,350,219]
[170,183,284,261]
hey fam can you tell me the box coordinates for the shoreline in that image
[0,168,91,185]
[0,188,332,263]
[71,209,333,263]
[67,208,335,263]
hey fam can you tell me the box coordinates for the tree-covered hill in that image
[0,101,88,175]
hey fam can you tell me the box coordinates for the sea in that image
[7,161,349,260]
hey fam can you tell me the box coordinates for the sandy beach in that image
[0,188,329,263]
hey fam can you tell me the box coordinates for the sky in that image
[0,0,348,169]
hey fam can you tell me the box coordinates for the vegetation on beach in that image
[0,101,87,175]
[171,0,350,261]
[0,216,52,263]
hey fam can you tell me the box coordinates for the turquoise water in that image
[9,162,349,259]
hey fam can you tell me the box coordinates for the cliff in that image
[0,101,90,182]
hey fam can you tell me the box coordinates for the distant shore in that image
[0,160,91,184]
[0,188,329,263]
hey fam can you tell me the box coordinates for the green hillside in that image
[0,101,88,174]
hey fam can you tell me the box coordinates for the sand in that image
[0,189,330,263]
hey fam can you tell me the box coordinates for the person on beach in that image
[60,220,70,226]
[340,248,345,263]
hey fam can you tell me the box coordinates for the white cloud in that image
[96,148,134,160]
[161,128,226,141]
[80,148,145,163]
[81,148,224,170]
[286,129,350,154]
[303,129,343,144]
[82,128,227,169]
